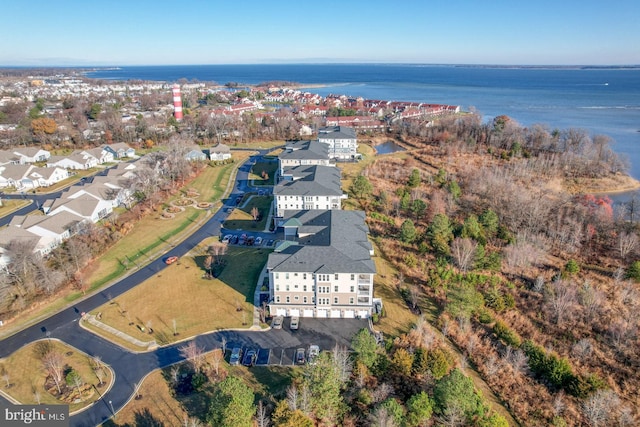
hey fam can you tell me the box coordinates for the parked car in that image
[254,236,263,246]
[267,239,274,247]
[290,316,299,330]
[222,234,232,243]
[230,347,242,365]
[235,196,243,205]
[242,349,257,367]
[231,235,239,244]
[165,256,178,265]
[271,316,283,329]
[246,236,255,246]
[308,345,320,364]
[295,348,306,365]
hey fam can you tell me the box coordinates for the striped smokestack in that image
[172,84,183,120]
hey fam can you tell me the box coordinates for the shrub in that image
[564,259,580,275]
[493,320,521,347]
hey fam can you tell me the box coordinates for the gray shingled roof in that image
[274,165,342,197]
[318,126,357,139]
[267,210,375,274]
[279,140,329,160]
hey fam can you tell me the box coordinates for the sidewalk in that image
[83,314,157,350]
[252,264,269,330]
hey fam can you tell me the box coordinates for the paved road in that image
[0,149,368,427]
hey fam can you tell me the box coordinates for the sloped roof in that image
[279,140,329,161]
[267,210,375,274]
[274,165,343,197]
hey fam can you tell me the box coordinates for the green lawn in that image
[223,196,272,231]
[89,242,271,348]
[0,340,113,413]
[249,161,278,186]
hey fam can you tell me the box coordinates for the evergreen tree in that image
[303,352,345,423]
[405,391,434,427]
[408,168,421,188]
[351,328,378,369]
[350,175,373,199]
[479,209,499,238]
[208,376,255,427]
[434,369,485,420]
[427,214,453,255]
[400,219,418,244]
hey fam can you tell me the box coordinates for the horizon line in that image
[1,62,639,69]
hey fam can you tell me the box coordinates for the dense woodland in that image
[351,113,639,426]
[1,79,639,426]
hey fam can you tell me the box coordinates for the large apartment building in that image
[278,140,332,176]
[267,210,376,319]
[273,165,346,219]
[317,126,358,160]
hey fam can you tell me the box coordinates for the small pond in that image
[375,140,406,155]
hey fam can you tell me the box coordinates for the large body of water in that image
[86,64,640,178]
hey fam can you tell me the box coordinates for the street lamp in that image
[108,400,115,418]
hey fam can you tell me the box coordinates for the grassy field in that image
[82,152,251,291]
[0,153,250,341]
[223,195,272,231]
[90,242,271,348]
[249,161,278,186]
[0,340,112,413]
[0,198,32,217]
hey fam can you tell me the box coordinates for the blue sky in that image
[2,0,638,66]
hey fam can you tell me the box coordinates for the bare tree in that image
[618,231,639,260]
[286,384,299,411]
[451,237,477,272]
[95,367,105,386]
[371,382,393,404]
[533,275,545,293]
[436,403,466,427]
[2,372,9,388]
[572,338,593,361]
[579,281,604,321]
[544,279,577,326]
[183,415,204,427]
[369,406,397,427]
[581,390,620,427]
[255,400,270,427]
[332,345,353,385]
[210,348,223,377]
[42,351,65,394]
[180,341,206,374]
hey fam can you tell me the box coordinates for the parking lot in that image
[218,318,370,367]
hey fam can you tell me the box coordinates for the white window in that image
[286,296,290,303]
[275,273,279,279]
[350,286,354,292]
[286,273,289,279]
[303,296,307,303]
[350,274,355,280]
[276,296,280,302]
[303,273,307,280]
[294,296,299,301]
[349,297,354,304]
[286,285,290,291]
[334,285,339,292]
[303,285,307,291]
[334,297,339,304]
[276,285,280,291]
[334,274,339,280]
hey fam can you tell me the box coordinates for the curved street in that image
[0,150,367,426]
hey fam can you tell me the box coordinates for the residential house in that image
[267,210,376,319]
[80,147,115,164]
[209,143,232,161]
[0,164,68,189]
[62,180,131,208]
[278,140,331,177]
[103,143,135,159]
[0,226,49,262]
[184,146,207,162]
[43,196,113,223]
[8,211,86,254]
[12,147,50,164]
[47,152,98,170]
[274,165,345,219]
[317,126,358,160]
